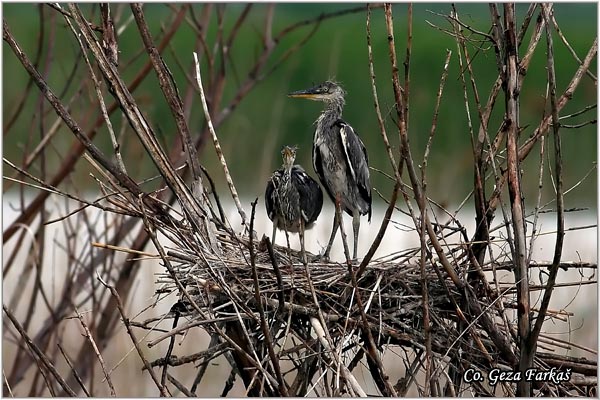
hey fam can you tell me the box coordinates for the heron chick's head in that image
[281,145,297,169]
[288,81,345,103]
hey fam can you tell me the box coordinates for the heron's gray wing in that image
[292,166,323,225]
[336,120,372,220]
[264,170,282,221]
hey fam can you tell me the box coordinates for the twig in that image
[190,334,219,394]
[160,306,181,388]
[501,6,531,395]
[384,4,463,289]
[528,4,566,352]
[63,5,126,173]
[90,242,156,258]
[3,305,78,397]
[72,306,117,397]
[45,3,103,31]
[561,120,597,129]
[147,342,229,369]
[356,4,403,279]
[515,38,596,176]
[199,164,227,224]
[95,271,170,397]
[559,104,597,120]
[309,317,367,397]
[147,316,241,348]
[526,134,546,266]
[3,370,14,398]
[403,4,412,124]
[166,373,195,397]
[348,263,397,395]
[192,51,247,229]
[262,236,286,311]
[130,4,200,184]
[248,199,288,396]
[423,50,451,167]
[550,10,597,81]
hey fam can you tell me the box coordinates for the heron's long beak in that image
[288,86,321,99]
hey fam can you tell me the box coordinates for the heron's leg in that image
[352,209,360,261]
[271,220,277,246]
[322,212,339,260]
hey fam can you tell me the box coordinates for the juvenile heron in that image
[265,145,323,258]
[288,81,371,261]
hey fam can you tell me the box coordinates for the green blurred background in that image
[3,3,597,209]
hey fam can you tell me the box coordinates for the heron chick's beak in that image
[281,145,297,168]
[281,145,297,159]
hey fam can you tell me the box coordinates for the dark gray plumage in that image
[288,81,371,261]
[265,145,323,256]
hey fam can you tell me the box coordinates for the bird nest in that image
[146,215,597,397]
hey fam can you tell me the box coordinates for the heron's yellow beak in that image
[288,84,326,100]
[287,90,318,99]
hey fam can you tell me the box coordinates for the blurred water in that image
[3,194,597,396]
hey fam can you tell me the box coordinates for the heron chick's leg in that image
[352,209,360,261]
[299,219,307,264]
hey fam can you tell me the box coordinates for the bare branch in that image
[193,51,247,229]
[3,305,78,397]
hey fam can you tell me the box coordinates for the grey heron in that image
[265,145,323,259]
[288,81,371,261]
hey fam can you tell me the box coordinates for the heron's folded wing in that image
[292,166,323,224]
[264,170,282,220]
[336,121,372,218]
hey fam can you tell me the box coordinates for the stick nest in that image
[147,219,597,397]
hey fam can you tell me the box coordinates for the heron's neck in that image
[317,98,344,129]
[282,163,293,177]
